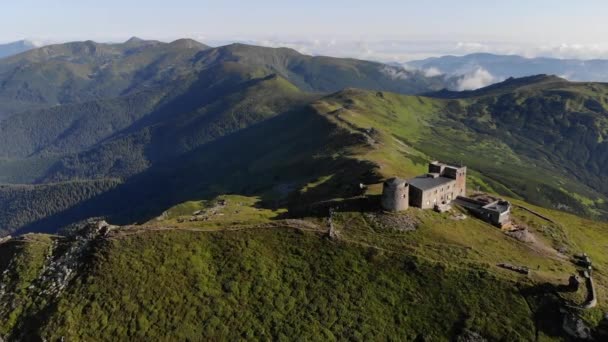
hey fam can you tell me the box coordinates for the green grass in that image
[152,195,287,229]
[312,86,608,219]
[34,228,536,341]
[0,234,54,335]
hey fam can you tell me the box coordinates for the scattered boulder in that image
[505,228,536,243]
[155,210,169,221]
[562,311,592,340]
[497,263,530,275]
[450,213,467,221]
[328,208,339,240]
[456,329,487,342]
[365,212,418,232]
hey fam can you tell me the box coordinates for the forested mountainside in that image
[0,38,442,121]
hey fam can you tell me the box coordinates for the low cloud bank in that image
[379,65,410,80]
[423,67,442,77]
[456,67,496,90]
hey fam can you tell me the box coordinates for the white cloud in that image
[227,38,608,62]
[379,65,410,80]
[423,67,442,77]
[456,67,496,90]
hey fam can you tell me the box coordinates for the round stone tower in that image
[381,178,409,211]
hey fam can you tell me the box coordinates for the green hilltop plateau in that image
[0,39,608,340]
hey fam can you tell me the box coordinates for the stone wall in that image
[419,180,458,209]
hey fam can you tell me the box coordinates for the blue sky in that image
[3,0,608,60]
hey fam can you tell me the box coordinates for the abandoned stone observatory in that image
[382,161,466,211]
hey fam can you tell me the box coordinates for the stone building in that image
[381,161,466,211]
[455,196,512,228]
[381,178,409,211]
[408,162,467,209]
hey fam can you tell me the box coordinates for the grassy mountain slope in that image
[2,190,608,340]
[5,76,608,237]
[310,77,608,218]
[433,76,608,213]
[0,75,608,339]
[36,228,535,340]
[195,43,446,94]
[12,105,378,235]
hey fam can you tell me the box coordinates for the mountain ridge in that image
[407,52,608,88]
[0,40,39,59]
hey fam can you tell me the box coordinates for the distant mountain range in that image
[0,40,40,59]
[407,52,608,90]
[6,38,608,91]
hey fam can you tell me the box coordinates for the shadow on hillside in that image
[519,283,572,339]
[280,195,382,219]
[15,107,382,235]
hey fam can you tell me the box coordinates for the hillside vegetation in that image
[311,77,608,218]
[1,41,608,340]
[1,187,608,340]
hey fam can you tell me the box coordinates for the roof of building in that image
[431,161,464,168]
[483,200,511,214]
[408,176,455,191]
[384,177,407,187]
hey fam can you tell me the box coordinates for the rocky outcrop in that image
[177,200,228,223]
[497,263,530,275]
[561,310,592,340]
[328,208,339,240]
[505,228,536,243]
[364,212,418,232]
[32,220,115,297]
